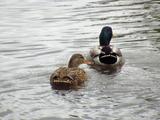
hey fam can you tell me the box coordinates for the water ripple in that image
[0,0,160,120]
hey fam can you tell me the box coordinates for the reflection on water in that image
[0,0,160,120]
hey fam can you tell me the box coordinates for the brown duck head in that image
[68,54,91,68]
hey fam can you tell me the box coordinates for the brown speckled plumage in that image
[50,54,89,90]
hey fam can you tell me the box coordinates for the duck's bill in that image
[83,60,94,65]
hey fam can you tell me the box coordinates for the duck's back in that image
[50,67,87,88]
[86,45,125,71]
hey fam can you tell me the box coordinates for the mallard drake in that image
[50,54,91,90]
[86,26,125,71]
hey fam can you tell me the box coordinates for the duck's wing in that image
[67,68,87,85]
[50,67,68,80]
[111,45,122,57]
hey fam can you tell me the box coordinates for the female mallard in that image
[86,26,125,71]
[50,54,91,90]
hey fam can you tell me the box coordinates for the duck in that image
[86,26,125,71]
[50,54,91,90]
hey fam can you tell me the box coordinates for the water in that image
[0,0,160,120]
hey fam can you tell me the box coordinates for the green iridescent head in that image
[99,26,113,46]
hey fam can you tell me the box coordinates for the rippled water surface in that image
[0,0,160,120]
